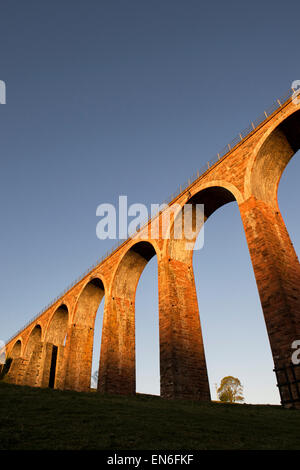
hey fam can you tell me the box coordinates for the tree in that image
[216,376,244,403]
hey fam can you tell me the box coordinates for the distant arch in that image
[10,339,22,358]
[73,278,105,328]
[24,324,42,358]
[46,304,69,346]
[103,240,159,395]
[111,241,158,299]
[64,277,106,392]
[248,109,300,206]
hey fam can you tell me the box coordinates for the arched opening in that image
[46,304,68,345]
[43,305,69,389]
[102,241,158,395]
[134,247,159,395]
[169,185,278,404]
[0,340,21,381]
[65,278,105,392]
[250,109,300,205]
[193,200,279,404]
[276,153,300,406]
[277,149,300,263]
[254,109,300,261]
[111,242,156,298]
[168,186,235,263]
[10,340,21,358]
[25,324,42,358]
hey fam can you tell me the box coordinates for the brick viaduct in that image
[2,89,300,407]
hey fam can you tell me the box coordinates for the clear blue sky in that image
[1,0,300,404]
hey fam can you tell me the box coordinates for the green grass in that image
[0,382,299,450]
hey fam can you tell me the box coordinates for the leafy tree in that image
[216,376,244,403]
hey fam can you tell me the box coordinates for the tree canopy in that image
[216,376,244,403]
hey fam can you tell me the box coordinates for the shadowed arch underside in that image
[98,241,157,395]
[46,305,68,346]
[250,110,300,206]
[24,325,42,358]
[168,185,236,263]
[10,340,22,358]
[64,278,105,392]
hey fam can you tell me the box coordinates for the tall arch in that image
[99,241,157,395]
[249,109,300,206]
[24,324,42,358]
[135,254,160,395]
[10,339,22,358]
[168,185,236,259]
[46,304,68,345]
[3,339,22,385]
[159,185,237,400]
[64,278,105,392]
[41,305,69,389]
[193,195,279,403]
[278,148,300,260]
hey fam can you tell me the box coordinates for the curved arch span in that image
[46,304,68,346]
[98,241,158,395]
[64,277,105,392]
[249,109,300,206]
[24,324,42,358]
[166,185,237,262]
[10,339,22,358]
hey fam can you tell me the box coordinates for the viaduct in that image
[2,88,300,408]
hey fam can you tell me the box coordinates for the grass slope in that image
[0,382,299,450]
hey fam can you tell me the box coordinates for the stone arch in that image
[46,304,69,345]
[98,241,158,395]
[73,278,105,328]
[248,109,300,207]
[64,276,106,392]
[157,184,241,400]
[165,184,238,261]
[24,324,42,358]
[3,340,22,385]
[10,339,22,358]
[111,241,158,299]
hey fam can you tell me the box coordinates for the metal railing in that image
[5,87,296,345]
[274,362,300,407]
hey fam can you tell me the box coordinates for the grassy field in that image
[0,382,299,450]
